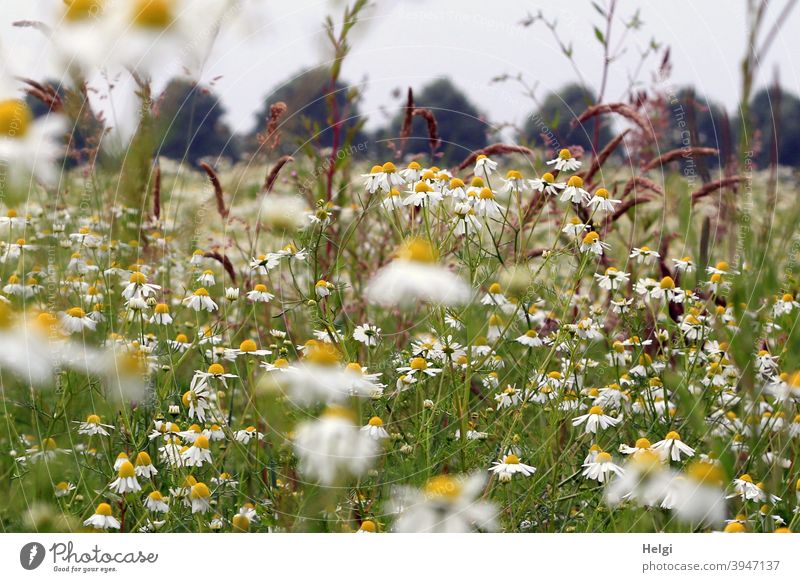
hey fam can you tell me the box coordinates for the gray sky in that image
[3,0,800,134]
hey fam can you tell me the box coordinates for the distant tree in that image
[248,68,365,153]
[751,87,800,167]
[379,78,488,163]
[155,79,238,165]
[520,84,612,153]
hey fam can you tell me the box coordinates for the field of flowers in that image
[1,1,800,535]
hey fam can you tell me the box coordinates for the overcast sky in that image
[3,0,800,135]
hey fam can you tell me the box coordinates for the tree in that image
[248,68,365,154]
[520,84,612,153]
[155,79,238,165]
[751,87,800,167]
[379,78,488,163]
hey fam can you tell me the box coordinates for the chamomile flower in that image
[353,323,381,347]
[560,176,590,205]
[144,491,169,513]
[293,406,378,485]
[181,435,213,467]
[582,451,624,483]
[474,154,498,178]
[83,503,121,530]
[109,461,141,494]
[76,414,114,436]
[189,482,212,514]
[489,453,537,482]
[366,238,471,307]
[235,426,264,444]
[183,288,218,312]
[547,148,582,172]
[587,188,620,212]
[530,172,566,196]
[630,246,660,264]
[580,232,610,256]
[59,307,97,334]
[360,416,390,440]
[572,406,621,434]
[651,431,695,462]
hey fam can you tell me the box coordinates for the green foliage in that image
[156,79,238,166]
[520,83,612,153]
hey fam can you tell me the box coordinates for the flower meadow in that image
[2,1,800,536]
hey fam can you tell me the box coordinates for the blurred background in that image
[4,0,799,167]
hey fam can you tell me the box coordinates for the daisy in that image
[121,272,161,302]
[773,293,800,317]
[360,416,390,440]
[293,406,378,485]
[651,431,695,462]
[389,473,498,533]
[315,279,334,298]
[183,288,218,312]
[572,405,620,434]
[530,172,566,196]
[144,491,169,513]
[630,246,661,264]
[500,169,527,194]
[706,261,737,276]
[562,216,589,236]
[582,451,624,483]
[83,503,121,530]
[0,81,65,186]
[181,435,213,467]
[560,176,590,205]
[365,238,471,307]
[134,451,158,478]
[54,481,77,498]
[197,270,216,286]
[235,426,264,444]
[489,453,537,482]
[579,232,610,256]
[649,276,685,303]
[546,148,582,172]
[371,162,406,192]
[109,461,142,494]
[594,267,630,291]
[403,181,443,207]
[182,381,212,422]
[399,161,423,182]
[353,323,381,347]
[150,303,173,325]
[75,414,114,436]
[59,307,97,334]
[672,256,695,273]
[189,482,212,514]
[246,284,275,303]
[472,187,505,217]
[587,188,621,212]
[397,357,442,378]
[474,154,498,178]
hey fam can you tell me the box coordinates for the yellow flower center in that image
[135,451,152,466]
[660,276,676,290]
[0,100,32,138]
[368,416,383,427]
[635,437,651,449]
[155,303,169,314]
[478,187,495,200]
[424,475,462,499]
[66,307,86,318]
[396,238,436,263]
[118,461,135,478]
[64,0,104,20]
[129,272,147,285]
[96,503,113,516]
[194,435,210,449]
[582,232,599,245]
[541,172,555,182]
[558,148,572,159]
[504,454,520,464]
[148,491,163,501]
[86,414,101,424]
[588,405,604,415]
[190,482,210,499]
[194,287,210,297]
[359,520,377,532]
[595,452,612,463]
[132,0,173,28]
[594,188,609,199]
[239,339,257,352]
[410,357,428,370]
[208,363,225,375]
[665,431,681,440]
[567,176,584,188]
[381,162,397,173]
